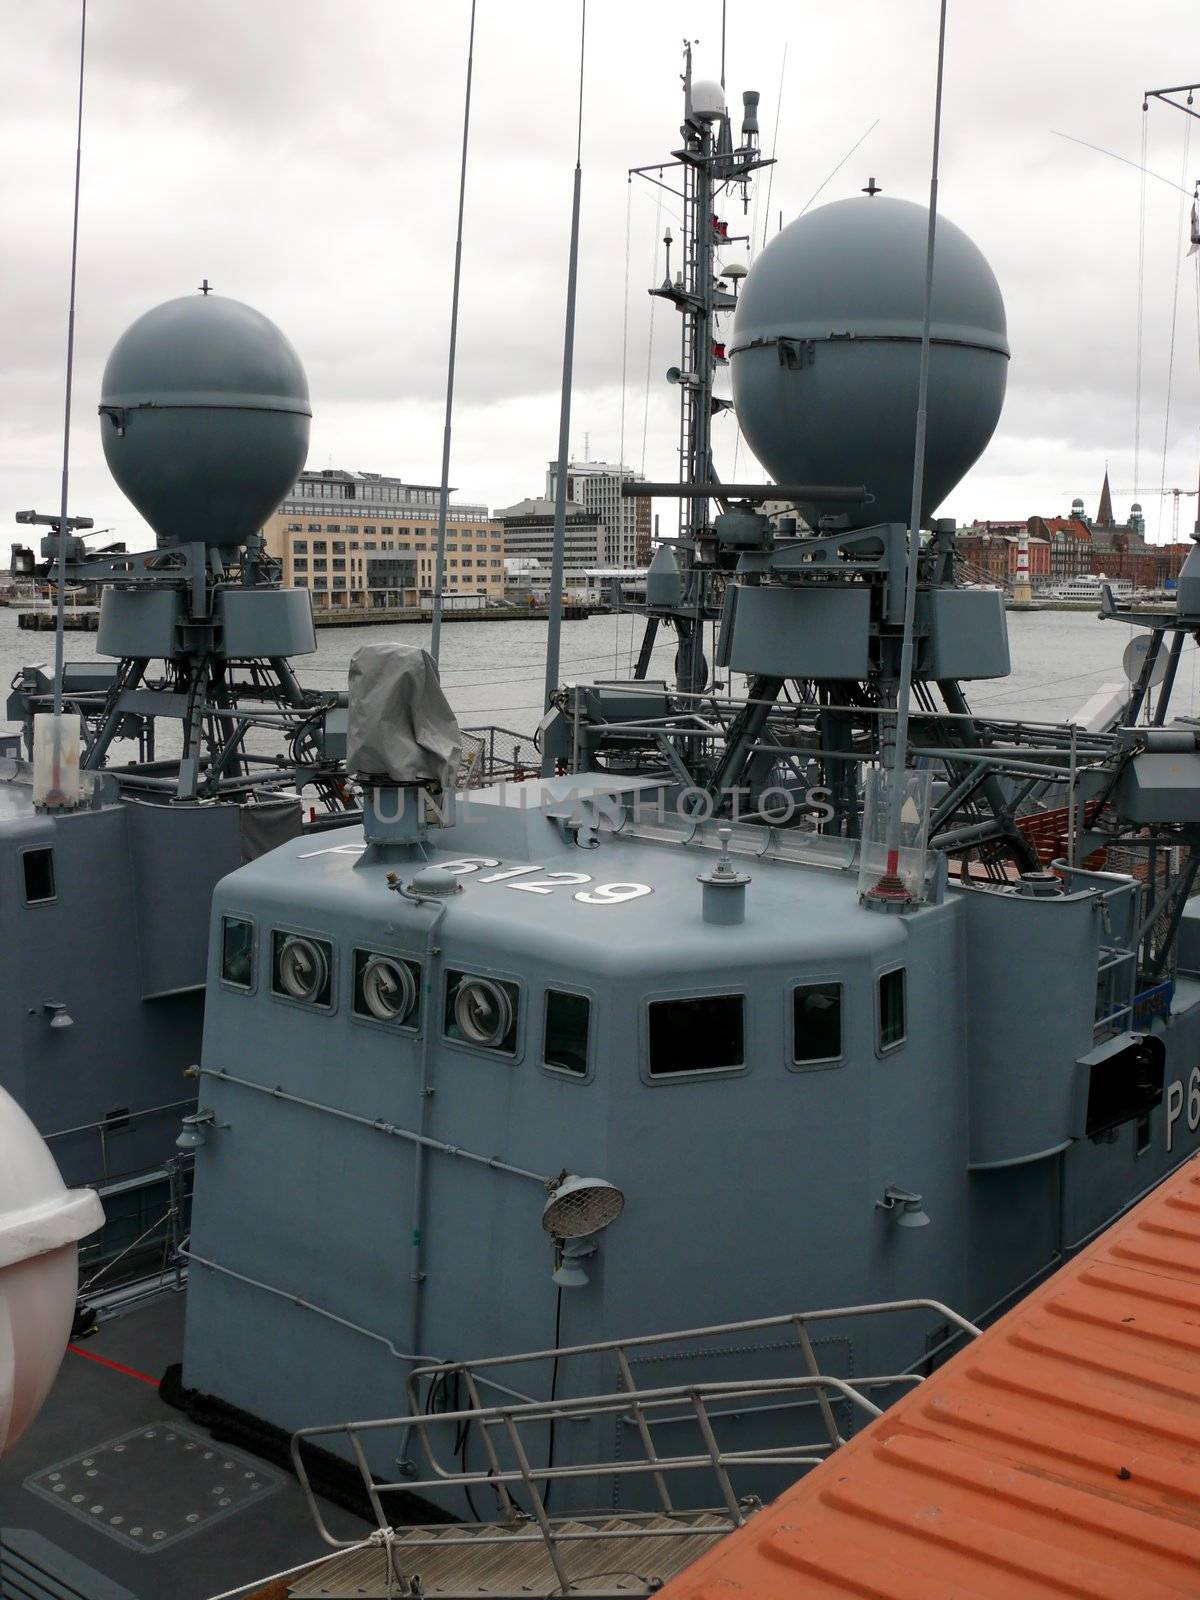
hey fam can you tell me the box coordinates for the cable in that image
[542,1283,564,1512]
[641,192,662,478]
[1156,114,1192,541]
[619,178,632,478]
[798,119,881,216]
[1134,103,1148,499]
[1049,128,1197,199]
[759,44,787,253]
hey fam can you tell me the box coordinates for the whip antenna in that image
[542,0,588,743]
[52,0,88,722]
[430,0,478,667]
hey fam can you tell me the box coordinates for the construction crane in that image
[1105,487,1200,544]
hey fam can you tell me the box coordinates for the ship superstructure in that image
[167,54,1200,1525]
[2,293,352,1279]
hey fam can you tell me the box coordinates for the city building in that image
[495,497,607,570]
[957,522,1051,587]
[261,468,504,609]
[1029,514,1093,582]
[545,459,653,565]
[502,559,646,608]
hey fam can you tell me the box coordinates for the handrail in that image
[290,1297,982,1565]
[292,1372,883,1553]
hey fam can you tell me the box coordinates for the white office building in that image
[544,460,652,566]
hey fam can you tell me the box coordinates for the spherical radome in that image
[99,294,312,547]
[730,196,1009,528]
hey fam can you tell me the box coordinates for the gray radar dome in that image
[730,195,1009,528]
[99,293,311,548]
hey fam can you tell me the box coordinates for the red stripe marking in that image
[67,1343,159,1388]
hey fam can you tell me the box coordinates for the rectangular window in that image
[793,982,842,1065]
[221,916,255,989]
[326,524,341,534]
[22,847,56,904]
[292,539,308,553]
[295,577,309,587]
[313,558,327,571]
[313,540,327,554]
[648,994,743,1076]
[332,541,346,554]
[544,990,590,1076]
[307,522,321,532]
[293,558,308,571]
[332,558,346,571]
[878,969,906,1051]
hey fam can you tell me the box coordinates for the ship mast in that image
[630,44,771,694]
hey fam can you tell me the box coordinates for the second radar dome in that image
[730,195,1009,528]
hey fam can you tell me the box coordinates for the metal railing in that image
[459,724,538,786]
[291,1298,980,1594]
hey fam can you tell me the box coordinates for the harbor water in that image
[1,604,1196,741]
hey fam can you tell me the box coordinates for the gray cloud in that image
[3,0,1197,552]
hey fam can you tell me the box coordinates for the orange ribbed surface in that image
[662,1158,1200,1600]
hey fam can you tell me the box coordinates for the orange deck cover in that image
[662,1156,1200,1599]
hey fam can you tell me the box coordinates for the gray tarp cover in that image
[346,643,462,789]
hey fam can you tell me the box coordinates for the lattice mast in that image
[632,44,771,693]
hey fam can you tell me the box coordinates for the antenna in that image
[429,0,478,667]
[871,0,949,902]
[542,0,587,745]
[52,0,87,725]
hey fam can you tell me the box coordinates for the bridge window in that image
[271,932,334,1009]
[22,848,56,905]
[648,994,744,1077]
[877,968,906,1052]
[353,950,420,1029]
[544,989,590,1077]
[793,982,841,1066]
[445,970,519,1055]
[220,916,255,990]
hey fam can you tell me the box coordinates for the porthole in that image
[445,970,519,1054]
[354,951,420,1027]
[272,932,333,1008]
[456,979,512,1046]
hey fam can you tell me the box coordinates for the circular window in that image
[454,978,513,1048]
[277,936,329,1003]
[361,956,417,1024]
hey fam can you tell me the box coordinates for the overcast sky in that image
[3,0,1198,554]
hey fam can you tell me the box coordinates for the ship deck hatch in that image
[24,1421,283,1554]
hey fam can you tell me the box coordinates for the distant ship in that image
[1043,572,1136,601]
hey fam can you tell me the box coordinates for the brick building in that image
[956,523,1050,586]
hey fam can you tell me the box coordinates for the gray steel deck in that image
[0,1290,367,1600]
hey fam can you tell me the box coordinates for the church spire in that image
[1097,466,1115,528]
